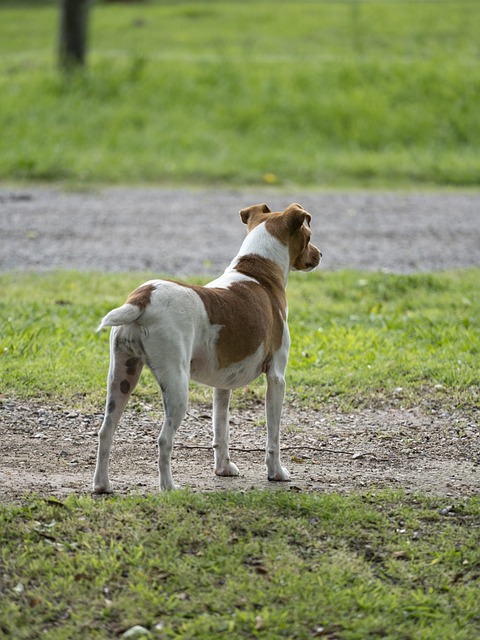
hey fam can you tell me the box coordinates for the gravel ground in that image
[1,186,479,274]
[1,186,479,502]
[1,397,479,503]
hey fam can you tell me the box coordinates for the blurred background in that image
[1,0,479,188]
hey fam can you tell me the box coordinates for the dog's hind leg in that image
[213,387,239,477]
[93,330,144,494]
[149,367,189,491]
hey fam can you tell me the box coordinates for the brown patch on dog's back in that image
[193,256,286,369]
[234,255,286,325]
[126,283,155,310]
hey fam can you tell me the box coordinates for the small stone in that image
[439,505,455,515]
[121,626,152,639]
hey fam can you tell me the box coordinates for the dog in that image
[93,203,321,492]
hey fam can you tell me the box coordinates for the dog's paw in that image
[93,483,113,494]
[215,460,240,477]
[268,466,291,482]
[160,482,181,491]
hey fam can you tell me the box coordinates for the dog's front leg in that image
[265,340,290,481]
[212,387,239,477]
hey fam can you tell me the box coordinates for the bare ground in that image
[1,397,479,502]
[0,186,479,502]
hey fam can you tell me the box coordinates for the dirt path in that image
[1,186,479,502]
[1,398,478,502]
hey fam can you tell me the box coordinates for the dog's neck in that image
[230,222,290,284]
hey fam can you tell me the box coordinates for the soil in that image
[1,186,479,502]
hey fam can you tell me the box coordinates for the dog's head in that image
[239,203,321,272]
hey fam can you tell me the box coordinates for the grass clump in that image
[0,269,478,411]
[0,491,479,639]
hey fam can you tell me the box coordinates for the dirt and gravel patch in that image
[0,186,479,502]
[1,397,478,502]
[1,186,479,274]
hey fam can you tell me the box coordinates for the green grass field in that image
[1,269,478,411]
[1,0,479,186]
[1,491,479,639]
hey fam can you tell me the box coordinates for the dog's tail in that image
[96,304,143,333]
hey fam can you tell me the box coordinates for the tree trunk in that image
[58,0,90,71]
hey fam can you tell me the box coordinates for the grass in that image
[0,491,479,639]
[1,3,479,633]
[0,1,479,187]
[0,269,478,412]
[287,269,480,409]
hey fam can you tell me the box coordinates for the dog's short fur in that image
[93,203,321,492]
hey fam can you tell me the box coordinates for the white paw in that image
[93,482,113,494]
[215,460,240,477]
[267,466,291,482]
[160,481,181,491]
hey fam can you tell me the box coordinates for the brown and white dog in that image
[93,203,321,492]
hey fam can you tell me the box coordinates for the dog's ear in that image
[284,203,311,234]
[239,203,271,225]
